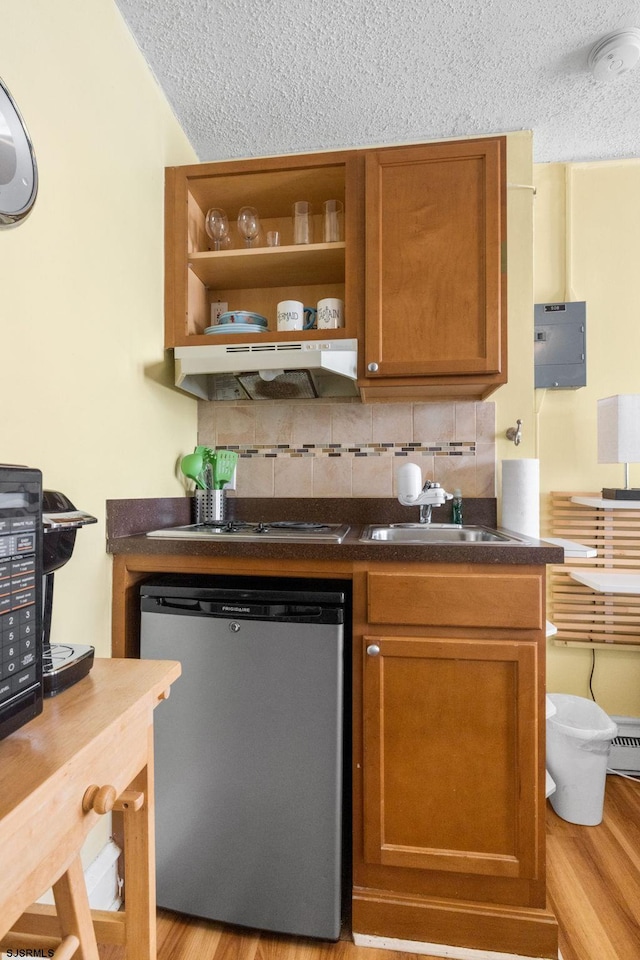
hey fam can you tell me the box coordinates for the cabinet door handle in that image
[366,643,380,657]
[367,362,379,373]
[82,783,117,815]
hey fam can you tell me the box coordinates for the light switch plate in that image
[223,466,237,491]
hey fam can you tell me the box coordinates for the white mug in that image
[277,299,304,331]
[317,297,344,329]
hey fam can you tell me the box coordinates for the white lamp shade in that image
[597,395,640,463]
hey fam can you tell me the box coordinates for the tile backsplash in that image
[198,400,496,499]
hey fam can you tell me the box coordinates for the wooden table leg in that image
[122,730,156,960]
[52,856,99,960]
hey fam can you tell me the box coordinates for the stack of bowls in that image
[205,311,268,335]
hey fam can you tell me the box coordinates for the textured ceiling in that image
[114,0,640,164]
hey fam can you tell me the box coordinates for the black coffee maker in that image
[42,490,97,696]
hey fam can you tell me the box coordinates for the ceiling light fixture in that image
[588,28,640,81]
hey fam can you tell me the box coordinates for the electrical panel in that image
[534,301,586,389]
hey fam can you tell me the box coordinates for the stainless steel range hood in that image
[174,339,359,401]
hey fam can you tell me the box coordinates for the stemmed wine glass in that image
[237,206,260,248]
[205,208,229,251]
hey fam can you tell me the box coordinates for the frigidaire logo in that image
[222,604,250,614]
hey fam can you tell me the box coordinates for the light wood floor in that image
[547,774,640,960]
[100,775,640,960]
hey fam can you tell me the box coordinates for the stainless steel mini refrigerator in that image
[140,574,347,940]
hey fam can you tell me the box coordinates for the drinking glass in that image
[293,200,313,244]
[205,208,229,251]
[237,206,260,248]
[323,199,343,242]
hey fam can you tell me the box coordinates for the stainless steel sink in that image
[359,523,529,544]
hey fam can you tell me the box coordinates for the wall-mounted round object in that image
[0,76,38,226]
[588,28,640,81]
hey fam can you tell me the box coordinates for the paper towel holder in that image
[506,419,522,446]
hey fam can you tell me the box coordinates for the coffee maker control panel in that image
[0,465,43,739]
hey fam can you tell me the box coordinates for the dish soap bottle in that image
[452,488,463,525]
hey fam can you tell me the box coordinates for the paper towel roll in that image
[501,459,540,539]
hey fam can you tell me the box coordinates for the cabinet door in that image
[362,634,539,880]
[364,138,505,380]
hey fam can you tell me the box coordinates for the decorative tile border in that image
[218,441,476,459]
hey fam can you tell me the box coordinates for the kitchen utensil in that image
[180,451,206,489]
[214,450,238,489]
[195,446,217,489]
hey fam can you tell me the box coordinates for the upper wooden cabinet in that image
[360,137,507,401]
[164,152,363,348]
[165,137,508,401]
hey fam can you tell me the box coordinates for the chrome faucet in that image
[417,481,453,524]
[397,464,453,523]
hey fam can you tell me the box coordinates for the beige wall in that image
[494,132,537,466]
[534,159,640,715]
[1,1,198,669]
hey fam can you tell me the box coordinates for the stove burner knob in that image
[256,522,269,534]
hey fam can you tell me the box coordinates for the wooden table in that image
[0,656,181,960]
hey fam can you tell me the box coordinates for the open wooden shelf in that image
[189,242,346,289]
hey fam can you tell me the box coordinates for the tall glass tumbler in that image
[323,199,343,242]
[293,200,313,244]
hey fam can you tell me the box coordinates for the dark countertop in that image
[106,497,564,566]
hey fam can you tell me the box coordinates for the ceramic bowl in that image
[217,311,268,327]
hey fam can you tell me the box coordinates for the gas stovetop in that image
[145,520,351,543]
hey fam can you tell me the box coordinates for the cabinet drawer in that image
[367,572,543,629]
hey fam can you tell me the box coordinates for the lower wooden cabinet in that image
[361,634,539,880]
[352,564,558,958]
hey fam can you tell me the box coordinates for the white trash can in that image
[546,693,618,825]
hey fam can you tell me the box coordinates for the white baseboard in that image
[36,838,122,910]
[353,933,562,960]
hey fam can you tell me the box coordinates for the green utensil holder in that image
[193,489,226,525]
